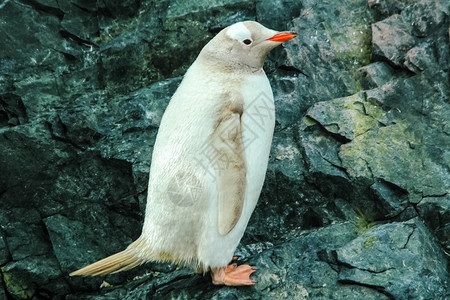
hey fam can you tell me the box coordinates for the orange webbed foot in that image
[211,263,257,286]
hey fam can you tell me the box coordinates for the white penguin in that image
[70,21,297,286]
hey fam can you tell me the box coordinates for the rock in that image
[299,118,348,179]
[280,0,369,112]
[340,120,449,203]
[256,0,302,30]
[1,255,66,299]
[356,62,394,89]
[323,16,372,68]
[306,92,384,141]
[95,77,181,164]
[401,0,449,37]
[0,284,5,300]
[416,195,450,253]
[0,123,70,189]
[0,235,9,265]
[0,1,65,74]
[100,37,157,96]
[0,93,28,127]
[404,43,440,73]
[368,0,415,17]
[165,0,256,30]
[3,222,52,261]
[371,14,415,66]
[301,96,414,222]
[44,214,132,275]
[60,3,98,41]
[339,74,450,204]
[369,180,409,219]
[337,218,448,299]
[399,0,449,75]
[271,76,303,128]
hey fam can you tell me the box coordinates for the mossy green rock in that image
[306,92,384,140]
[340,121,449,202]
[337,218,447,299]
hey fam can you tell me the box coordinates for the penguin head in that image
[200,21,297,70]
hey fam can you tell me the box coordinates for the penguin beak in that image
[266,32,298,42]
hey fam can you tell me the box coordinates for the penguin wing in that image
[210,112,247,236]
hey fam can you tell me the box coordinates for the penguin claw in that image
[211,264,257,286]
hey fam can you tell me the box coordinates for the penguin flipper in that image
[210,112,246,236]
[70,236,146,276]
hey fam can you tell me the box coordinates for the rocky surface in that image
[0,0,449,299]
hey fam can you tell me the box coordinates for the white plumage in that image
[70,21,296,286]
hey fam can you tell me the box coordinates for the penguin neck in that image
[196,52,264,75]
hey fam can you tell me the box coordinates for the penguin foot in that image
[211,264,256,286]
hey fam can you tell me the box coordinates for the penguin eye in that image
[242,39,252,45]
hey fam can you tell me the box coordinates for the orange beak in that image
[266,32,298,42]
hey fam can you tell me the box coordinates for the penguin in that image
[70,21,297,286]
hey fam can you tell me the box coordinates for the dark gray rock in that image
[60,3,98,41]
[0,235,8,266]
[0,284,5,300]
[278,0,372,116]
[401,0,449,37]
[368,0,418,18]
[372,14,416,67]
[404,42,440,73]
[271,76,303,128]
[416,195,450,253]
[0,93,28,127]
[356,62,394,90]
[337,218,448,299]
[44,214,132,275]
[0,123,70,189]
[0,1,65,74]
[256,0,302,30]
[94,77,181,164]
[164,0,256,33]
[370,180,409,219]
[100,38,156,96]
[1,254,66,299]
[4,222,52,261]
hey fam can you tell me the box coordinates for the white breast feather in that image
[197,73,275,269]
[140,61,274,270]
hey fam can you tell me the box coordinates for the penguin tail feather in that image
[70,237,146,277]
